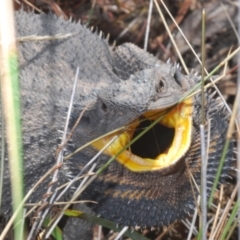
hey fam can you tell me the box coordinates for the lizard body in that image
[0,9,233,235]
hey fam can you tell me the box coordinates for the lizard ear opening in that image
[130,119,175,159]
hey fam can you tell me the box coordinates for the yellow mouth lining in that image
[92,98,193,172]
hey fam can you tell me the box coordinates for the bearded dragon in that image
[0,9,233,238]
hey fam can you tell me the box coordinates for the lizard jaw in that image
[92,97,193,172]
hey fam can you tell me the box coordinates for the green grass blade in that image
[0,1,24,239]
[65,209,150,240]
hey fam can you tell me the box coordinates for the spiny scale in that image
[0,9,234,235]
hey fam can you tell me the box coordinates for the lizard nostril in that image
[101,102,108,113]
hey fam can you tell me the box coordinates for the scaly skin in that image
[0,9,233,236]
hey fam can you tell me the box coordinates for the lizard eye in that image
[156,79,165,93]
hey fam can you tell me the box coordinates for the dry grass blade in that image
[44,133,123,237]
[1,0,238,239]
[154,0,188,73]
[1,163,63,240]
[28,68,80,239]
[160,0,238,127]
[186,196,200,240]
[236,8,240,239]
[44,165,97,239]
[21,0,43,13]
[199,8,207,240]
[17,33,76,41]
[214,184,239,239]
[209,184,224,239]
[153,0,238,239]
[208,76,240,209]
[144,0,153,51]
[114,226,129,240]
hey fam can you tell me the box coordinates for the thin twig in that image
[144,0,153,51]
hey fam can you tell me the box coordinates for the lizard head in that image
[70,43,196,174]
[91,62,195,173]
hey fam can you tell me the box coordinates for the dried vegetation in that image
[10,0,240,239]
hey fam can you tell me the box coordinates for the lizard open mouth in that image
[92,97,193,172]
